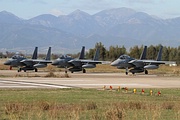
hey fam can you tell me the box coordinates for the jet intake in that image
[51,61,59,66]
[33,63,47,68]
[117,66,124,69]
[82,64,95,68]
[57,65,65,68]
[130,68,144,73]
[144,65,159,69]
[69,67,82,72]
[4,60,11,65]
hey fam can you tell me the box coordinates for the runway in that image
[0,70,179,89]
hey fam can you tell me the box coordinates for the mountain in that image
[0,8,180,54]
[0,11,23,23]
[93,8,136,28]
[28,14,59,27]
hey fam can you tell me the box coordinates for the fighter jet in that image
[52,46,107,73]
[4,47,52,72]
[4,47,38,70]
[68,46,107,73]
[111,46,173,75]
[51,46,85,73]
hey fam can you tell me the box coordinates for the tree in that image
[176,46,180,64]
[129,45,141,59]
[147,45,157,59]
[86,48,95,59]
[162,46,169,61]
[95,42,106,60]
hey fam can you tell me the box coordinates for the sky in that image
[0,0,180,19]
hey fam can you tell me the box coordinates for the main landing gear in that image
[83,68,86,73]
[125,67,128,75]
[17,68,38,72]
[145,70,148,74]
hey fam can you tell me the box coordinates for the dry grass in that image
[1,88,180,120]
[148,65,180,76]
[44,71,70,78]
[3,100,180,120]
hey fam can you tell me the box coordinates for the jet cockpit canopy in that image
[11,55,25,59]
[119,55,131,60]
[59,55,71,59]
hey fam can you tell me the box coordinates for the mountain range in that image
[0,7,180,54]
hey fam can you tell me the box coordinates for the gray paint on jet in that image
[111,46,168,75]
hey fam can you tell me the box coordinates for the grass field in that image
[0,88,180,120]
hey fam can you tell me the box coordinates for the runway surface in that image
[0,70,179,89]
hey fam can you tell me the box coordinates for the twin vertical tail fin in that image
[32,47,38,59]
[45,47,51,60]
[93,47,100,61]
[140,46,147,60]
[79,46,85,59]
[156,46,163,61]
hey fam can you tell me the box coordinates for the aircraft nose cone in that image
[111,60,119,66]
[4,60,11,65]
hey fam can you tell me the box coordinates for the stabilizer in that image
[93,47,100,61]
[79,46,85,59]
[156,46,163,61]
[45,47,51,60]
[140,46,147,60]
[32,47,38,59]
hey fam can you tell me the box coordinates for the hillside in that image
[0,8,180,53]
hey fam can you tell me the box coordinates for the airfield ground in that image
[0,65,180,119]
[0,70,179,89]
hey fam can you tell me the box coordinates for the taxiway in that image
[0,70,179,89]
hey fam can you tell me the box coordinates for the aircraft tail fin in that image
[93,47,100,61]
[32,47,38,59]
[156,46,163,61]
[79,46,85,59]
[140,46,147,60]
[45,47,51,60]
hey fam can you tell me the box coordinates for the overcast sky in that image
[0,0,180,19]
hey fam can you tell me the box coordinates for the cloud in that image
[60,0,121,14]
[124,0,155,4]
[32,0,47,5]
[50,9,65,16]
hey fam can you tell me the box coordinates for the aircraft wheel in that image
[71,71,73,73]
[35,68,38,72]
[18,68,21,72]
[24,69,26,72]
[132,72,135,75]
[65,71,67,73]
[145,70,148,74]
[10,66,12,70]
[83,69,86,73]
[126,72,128,75]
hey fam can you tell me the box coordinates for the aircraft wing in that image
[129,59,175,65]
[21,59,52,68]
[68,59,110,68]
[32,59,52,63]
[79,60,102,64]
[69,59,110,65]
[20,59,34,66]
[82,60,111,65]
[128,60,144,67]
[32,59,52,68]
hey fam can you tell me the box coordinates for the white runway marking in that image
[38,80,91,82]
[64,84,153,87]
[0,80,71,88]
[0,86,38,88]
